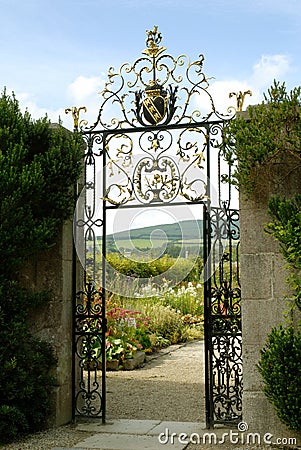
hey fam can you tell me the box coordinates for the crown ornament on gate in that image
[135,26,178,126]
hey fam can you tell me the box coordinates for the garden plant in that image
[98,276,204,368]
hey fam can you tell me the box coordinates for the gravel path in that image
[106,339,205,422]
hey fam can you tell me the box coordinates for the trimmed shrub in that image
[257,325,301,431]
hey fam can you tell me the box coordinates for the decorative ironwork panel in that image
[102,127,210,207]
[74,282,105,417]
[73,131,106,420]
[205,206,242,426]
[79,26,234,133]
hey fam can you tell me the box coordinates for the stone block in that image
[272,253,291,299]
[242,298,287,346]
[240,254,273,299]
[242,345,263,392]
[50,382,72,426]
[122,351,146,370]
[62,220,74,262]
[240,207,279,255]
[55,340,73,385]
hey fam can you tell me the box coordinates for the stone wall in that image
[240,154,301,439]
[20,220,74,426]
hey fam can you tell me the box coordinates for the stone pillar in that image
[240,154,301,440]
[22,220,74,426]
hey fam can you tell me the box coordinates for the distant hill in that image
[106,220,203,243]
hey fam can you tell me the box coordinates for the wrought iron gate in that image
[70,26,242,426]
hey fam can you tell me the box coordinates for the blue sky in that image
[1,0,301,129]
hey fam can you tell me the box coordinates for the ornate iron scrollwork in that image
[74,281,104,417]
[102,127,210,207]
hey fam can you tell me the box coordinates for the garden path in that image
[106,339,205,422]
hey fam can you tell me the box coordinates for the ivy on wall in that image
[267,194,301,312]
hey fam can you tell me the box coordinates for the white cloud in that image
[63,75,107,129]
[67,75,105,103]
[10,90,65,124]
[13,75,106,130]
[206,53,291,113]
[251,54,290,89]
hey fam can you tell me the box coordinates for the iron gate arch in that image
[71,26,242,427]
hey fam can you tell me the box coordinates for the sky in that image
[1,0,301,130]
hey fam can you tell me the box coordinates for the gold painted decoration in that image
[65,106,87,131]
[77,26,234,131]
[229,90,252,111]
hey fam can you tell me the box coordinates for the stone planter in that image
[97,351,146,371]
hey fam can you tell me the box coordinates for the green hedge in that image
[0,90,82,443]
[105,253,203,284]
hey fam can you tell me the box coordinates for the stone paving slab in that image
[73,433,186,449]
[64,420,204,450]
[76,419,161,434]
[149,420,205,436]
[51,419,217,450]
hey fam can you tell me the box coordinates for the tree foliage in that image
[0,89,82,443]
[223,80,301,193]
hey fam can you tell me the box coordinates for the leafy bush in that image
[0,89,82,443]
[103,279,204,362]
[106,307,150,362]
[258,325,301,431]
[146,304,189,344]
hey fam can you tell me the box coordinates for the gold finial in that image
[142,26,166,58]
[229,90,252,112]
[65,106,87,131]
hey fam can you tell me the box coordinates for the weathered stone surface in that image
[242,298,286,346]
[122,351,146,370]
[24,220,74,426]
[243,391,301,441]
[240,253,273,299]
